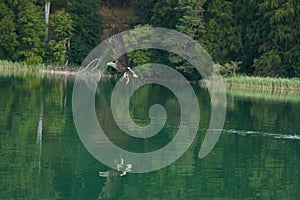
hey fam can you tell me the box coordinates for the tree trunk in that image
[45,1,51,41]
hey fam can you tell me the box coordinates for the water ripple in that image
[213,129,300,140]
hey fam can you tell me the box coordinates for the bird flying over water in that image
[107,24,138,84]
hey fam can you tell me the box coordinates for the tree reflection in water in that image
[98,158,132,199]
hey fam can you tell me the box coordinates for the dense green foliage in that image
[0,0,299,78]
[0,0,102,67]
[0,2,18,59]
[204,0,299,77]
[47,9,73,65]
[67,0,102,65]
[133,0,299,78]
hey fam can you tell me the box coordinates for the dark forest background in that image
[0,0,299,79]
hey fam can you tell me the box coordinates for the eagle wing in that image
[108,25,129,72]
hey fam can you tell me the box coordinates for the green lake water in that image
[0,73,299,199]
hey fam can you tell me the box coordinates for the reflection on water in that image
[0,73,299,199]
[35,99,43,176]
[227,87,300,102]
[98,170,121,200]
[98,158,132,200]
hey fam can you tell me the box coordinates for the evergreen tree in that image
[176,0,206,42]
[231,0,261,74]
[47,9,74,66]
[254,0,300,77]
[67,0,102,65]
[0,2,18,60]
[124,24,172,76]
[15,2,45,64]
[133,0,158,24]
[171,0,207,80]
[151,0,181,28]
[205,0,299,77]
[133,0,180,28]
[204,0,242,67]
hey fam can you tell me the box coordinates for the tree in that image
[175,0,206,42]
[124,24,171,76]
[204,0,299,77]
[254,0,300,77]
[67,0,102,65]
[15,2,45,64]
[0,2,18,60]
[133,0,158,25]
[231,0,261,74]
[169,0,206,80]
[48,9,74,66]
[151,0,181,28]
[45,1,51,41]
[253,50,281,77]
[204,0,242,67]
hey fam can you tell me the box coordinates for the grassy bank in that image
[0,60,79,75]
[0,60,50,71]
[225,75,300,91]
[2,59,300,91]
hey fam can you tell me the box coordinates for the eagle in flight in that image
[107,25,138,84]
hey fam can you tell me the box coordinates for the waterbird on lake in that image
[107,24,138,84]
[116,158,132,176]
[99,158,132,178]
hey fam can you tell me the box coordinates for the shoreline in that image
[225,82,300,92]
[1,66,300,93]
[39,69,78,75]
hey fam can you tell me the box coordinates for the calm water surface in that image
[0,73,299,199]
